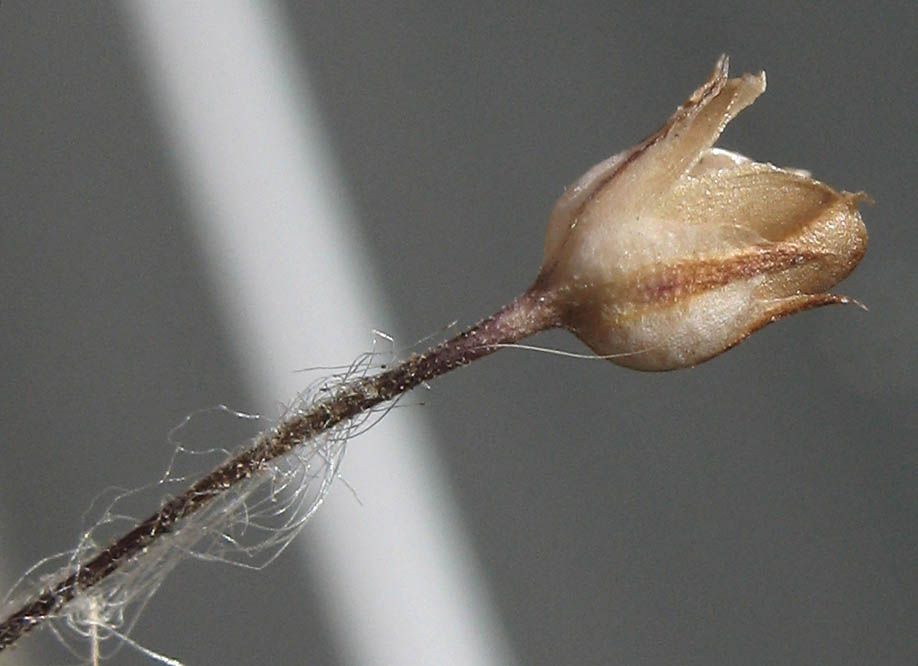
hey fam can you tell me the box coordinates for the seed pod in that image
[538,56,868,370]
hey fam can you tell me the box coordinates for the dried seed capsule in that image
[538,57,868,370]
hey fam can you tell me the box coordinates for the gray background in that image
[1,2,915,665]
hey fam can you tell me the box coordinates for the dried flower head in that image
[537,56,868,370]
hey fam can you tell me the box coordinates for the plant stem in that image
[0,286,560,652]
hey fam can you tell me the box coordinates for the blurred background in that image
[1,2,915,665]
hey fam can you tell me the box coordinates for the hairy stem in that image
[0,287,560,652]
